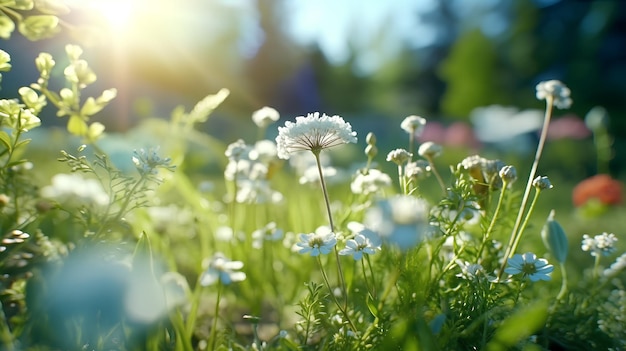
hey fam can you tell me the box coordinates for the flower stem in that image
[477,180,509,259]
[317,256,357,332]
[556,262,568,301]
[208,281,223,351]
[500,95,554,275]
[426,155,447,195]
[312,151,348,306]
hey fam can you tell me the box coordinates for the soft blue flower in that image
[504,252,553,282]
[296,228,337,256]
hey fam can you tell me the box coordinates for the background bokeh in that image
[2,0,625,178]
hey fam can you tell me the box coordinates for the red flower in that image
[572,174,623,207]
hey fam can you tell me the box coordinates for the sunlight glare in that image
[79,0,141,30]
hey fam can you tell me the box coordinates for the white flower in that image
[498,165,517,184]
[504,252,554,282]
[249,140,278,163]
[41,173,109,207]
[200,253,246,286]
[364,195,431,250]
[455,260,486,280]
[275,112,357,159]
[417,141,442,158]
[581,232,618,257]
[604,253,626,277]
[339,225,382,260]
[252,222,284,249]
[298,165,347,185]
[350,169,392,195]
[404,160,431,180]
[251,106,280,129]
[532,176,553,190]
[296,227,337,256]
[386,148,412,165]
[535,80,572,109]
[400,115,426,135]
[225,139,251,160]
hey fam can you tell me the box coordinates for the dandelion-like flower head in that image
[504,252,554,282]
[276,112,357,159]
[536,80,572,109]
[400,115,426,135]
[252,106,280,129]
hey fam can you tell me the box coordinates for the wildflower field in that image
[1,2,626,351]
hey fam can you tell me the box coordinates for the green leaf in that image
[0,130,12,152]
[366,294,378,318]
[18,15,59,41]
[486,301,548,351]
[0,13,15,39]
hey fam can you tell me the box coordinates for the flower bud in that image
[366,132,376,146]
[499,165,517,184]
[541,210,568,264]
[533,176,553,191]
[365,144,378,158]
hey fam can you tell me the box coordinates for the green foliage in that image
[439,29,509,118]
[0,4,624,351]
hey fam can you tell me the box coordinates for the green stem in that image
[365,254,377,299]
[593,254,601,281]
[502,95,554,264]
[477,180,509,259]
[312,151,348,306]
[556,262,568,301]
[208,281,223,351]
[0,301,14,351]
[317,256,357,332]
[509,189,541,258]
[397,165,405,195]
[426,155,447,195]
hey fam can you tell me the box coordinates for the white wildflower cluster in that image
[41,173,109,207]
[224,139,283,204]
[364,195,431,250]
[604,253,626,277]
[251,222,284,249]
[251,106,280,129]
[386,148,412,165]
[276,112,357,159]
[535,80,572,109]
[581,232,618,257]
[404,160,431,180]
[350,169,392,195]
[400,115,426,135]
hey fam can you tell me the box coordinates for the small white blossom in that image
[504,252,554,282]
[455,260,486,280]
[41,173,109,207]
[132,148,175,175]
[339,228,381,260]
[604,253,626,277]
[400,115,426,135]
[275,112,357,159]
[404,160,431,180]
[251,106,280,129]
[225,139,251,160]
[350,169,392,195]
[200,253,246,286]
[533,176,553,190]
[252,222,284,249]
[535,80,572,109]
[364,195,431,250]
[386,148,412,165]
[296,227,337,256]
[418,141,442,158]
[581,232,618,257]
